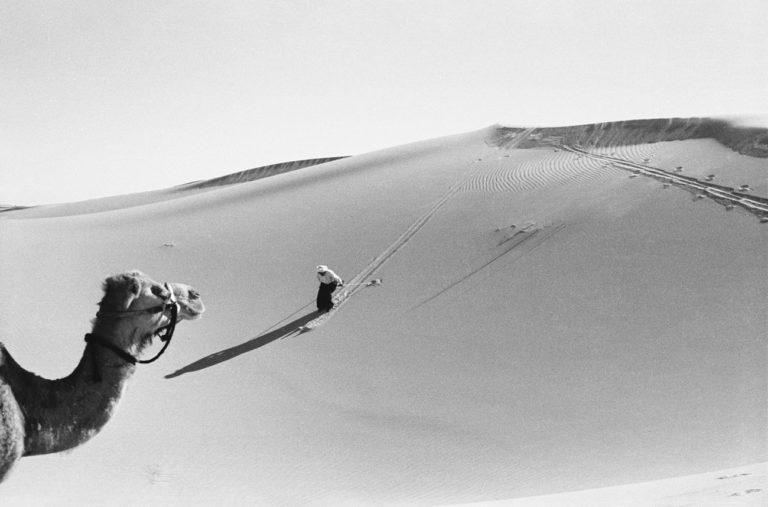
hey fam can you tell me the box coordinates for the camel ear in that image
[101,273,142,311]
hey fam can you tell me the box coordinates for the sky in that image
[2,0,766,205]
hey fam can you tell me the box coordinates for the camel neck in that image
[0,342,137,456]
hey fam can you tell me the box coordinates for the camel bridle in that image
[85,283,180,365]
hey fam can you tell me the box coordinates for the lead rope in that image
[136,300,178,364]
[86,285,180,368]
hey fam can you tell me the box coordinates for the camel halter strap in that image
[86,283,179,365]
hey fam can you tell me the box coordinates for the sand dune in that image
[178,157,347,191]
[473,462,766,506]
[494,117,768,157]
[0,119,765,504]
[6,157,345,220]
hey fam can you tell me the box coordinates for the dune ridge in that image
[493,117,768,157]
[470,119,768,223]
[1,157,346,219]
[174,156,347,191]
[4,117,764,215]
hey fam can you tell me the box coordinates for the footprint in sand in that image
[729,489,762,497]
[718,473,751,480]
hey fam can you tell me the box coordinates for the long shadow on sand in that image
[165,310,320,379]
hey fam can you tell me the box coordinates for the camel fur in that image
[0,271,204,482]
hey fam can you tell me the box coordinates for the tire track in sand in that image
[301,129,537,330]
[344,128,539,286]
[562,145,768,220]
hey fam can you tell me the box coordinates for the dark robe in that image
[316,282,338,312]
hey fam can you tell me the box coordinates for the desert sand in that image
[0,118,765,505]
[473,462,766,506]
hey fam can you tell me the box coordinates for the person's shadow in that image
[165,310,319,379]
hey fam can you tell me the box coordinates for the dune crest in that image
[492,117,768,157]
[175,156,347,191]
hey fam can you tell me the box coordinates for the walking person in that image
[315,265,343,313]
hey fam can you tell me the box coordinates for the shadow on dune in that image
[165,310,320,379]
[410,224,566,311]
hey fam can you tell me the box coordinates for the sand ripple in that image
[463,149,616,194]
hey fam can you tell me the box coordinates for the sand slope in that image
[0,121,765,505]
[473,462,766,506]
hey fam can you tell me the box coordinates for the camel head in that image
[92,271,205,359]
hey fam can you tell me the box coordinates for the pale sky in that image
[2,0,766,205]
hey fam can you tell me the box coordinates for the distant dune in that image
[0,205,29,213]
[0,118,765,505]
[5,157,346,219]
[175,157,347,191]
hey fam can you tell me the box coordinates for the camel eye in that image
[188,289,200,300]
[151,285,169,299]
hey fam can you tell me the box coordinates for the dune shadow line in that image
[165,310,320,379]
